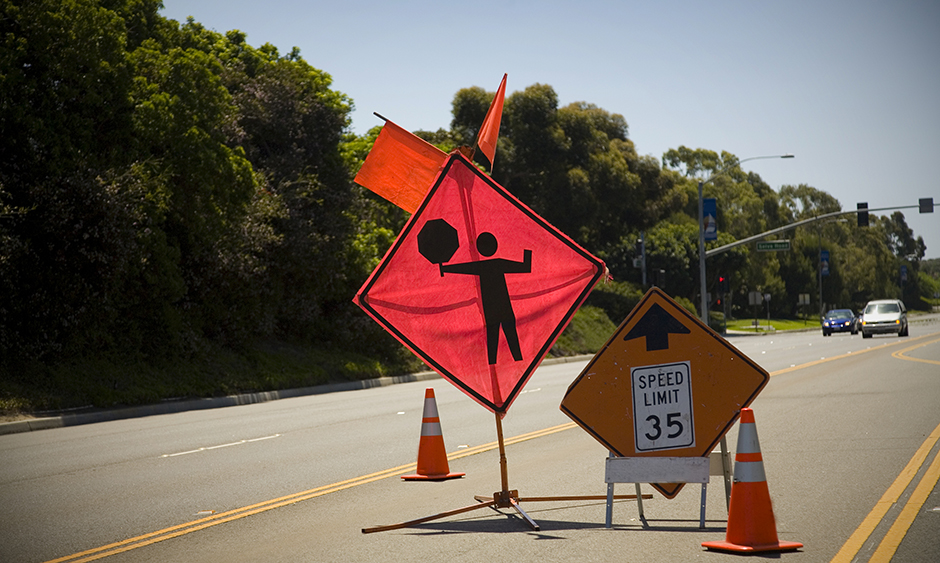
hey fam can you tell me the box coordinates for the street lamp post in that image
[697,154,794,325]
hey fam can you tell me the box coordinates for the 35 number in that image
[644,413,684,441]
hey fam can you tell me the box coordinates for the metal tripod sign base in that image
[362,413,649,534]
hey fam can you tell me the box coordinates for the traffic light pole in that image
[703,201,933,322]
[703,203,933,259]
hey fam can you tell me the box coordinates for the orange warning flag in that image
[354,119,447,213]
[476,74,506,171]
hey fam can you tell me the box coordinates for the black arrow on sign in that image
[623,303,691,351]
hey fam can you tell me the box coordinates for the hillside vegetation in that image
[1,0,933,412]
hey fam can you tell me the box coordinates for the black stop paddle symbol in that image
[418,219,460,276]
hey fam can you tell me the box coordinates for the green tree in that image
[1,0,144,360]
[661,147,788,314]
[777,185,901,313]
[0,1,390,366]
[882,211,926,308]
[449,86,492,150]
[919,270,940,304]
[447,83,682,278]
[883,211,926,263]
[1,0,135,181]
[127,31,263,345]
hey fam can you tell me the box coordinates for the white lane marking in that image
[162,434,281,458]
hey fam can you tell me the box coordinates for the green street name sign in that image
[756,240,791,252]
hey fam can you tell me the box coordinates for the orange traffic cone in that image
[702,408,802,553]
[401,388,465,481]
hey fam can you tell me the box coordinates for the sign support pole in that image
[495,412,510,495]
[719,436,732,509]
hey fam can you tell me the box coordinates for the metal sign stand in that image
[362,412,651,534]
[604,438,733,529]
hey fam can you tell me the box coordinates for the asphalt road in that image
[1,319,939,563]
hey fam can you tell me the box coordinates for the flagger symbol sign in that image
[355,152,605,414]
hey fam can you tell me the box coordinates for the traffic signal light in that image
[718,276,729,294]
[920,198,934,213]
[857,202,868,227]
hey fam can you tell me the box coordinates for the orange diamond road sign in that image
[355,152,605,415]
[560,286,769,498]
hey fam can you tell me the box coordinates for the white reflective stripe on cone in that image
[736,424,761,454]
[422,421,443,436]
[733,460,767,483]
[423,397,439,418]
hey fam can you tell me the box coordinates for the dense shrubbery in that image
[1,1,929,411]
[1,0,410,409]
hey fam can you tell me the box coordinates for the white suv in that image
[860,299,908,338]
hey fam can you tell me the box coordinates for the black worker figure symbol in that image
[440,232,532,365]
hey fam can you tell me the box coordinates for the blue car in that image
[822,309,858,336]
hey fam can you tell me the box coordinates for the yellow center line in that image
[830,421,940,563]
[47,330,940,562]
[450,421,576,461]
[830,331,940,563]
[45,463,415,563]
[769,331,940,377]
[45,422,576,563]
[869,440,940,562]
[891,335,940,365]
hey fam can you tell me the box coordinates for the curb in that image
[0,355,593,436]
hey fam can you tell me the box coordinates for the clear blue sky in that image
[160,0,940,260]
